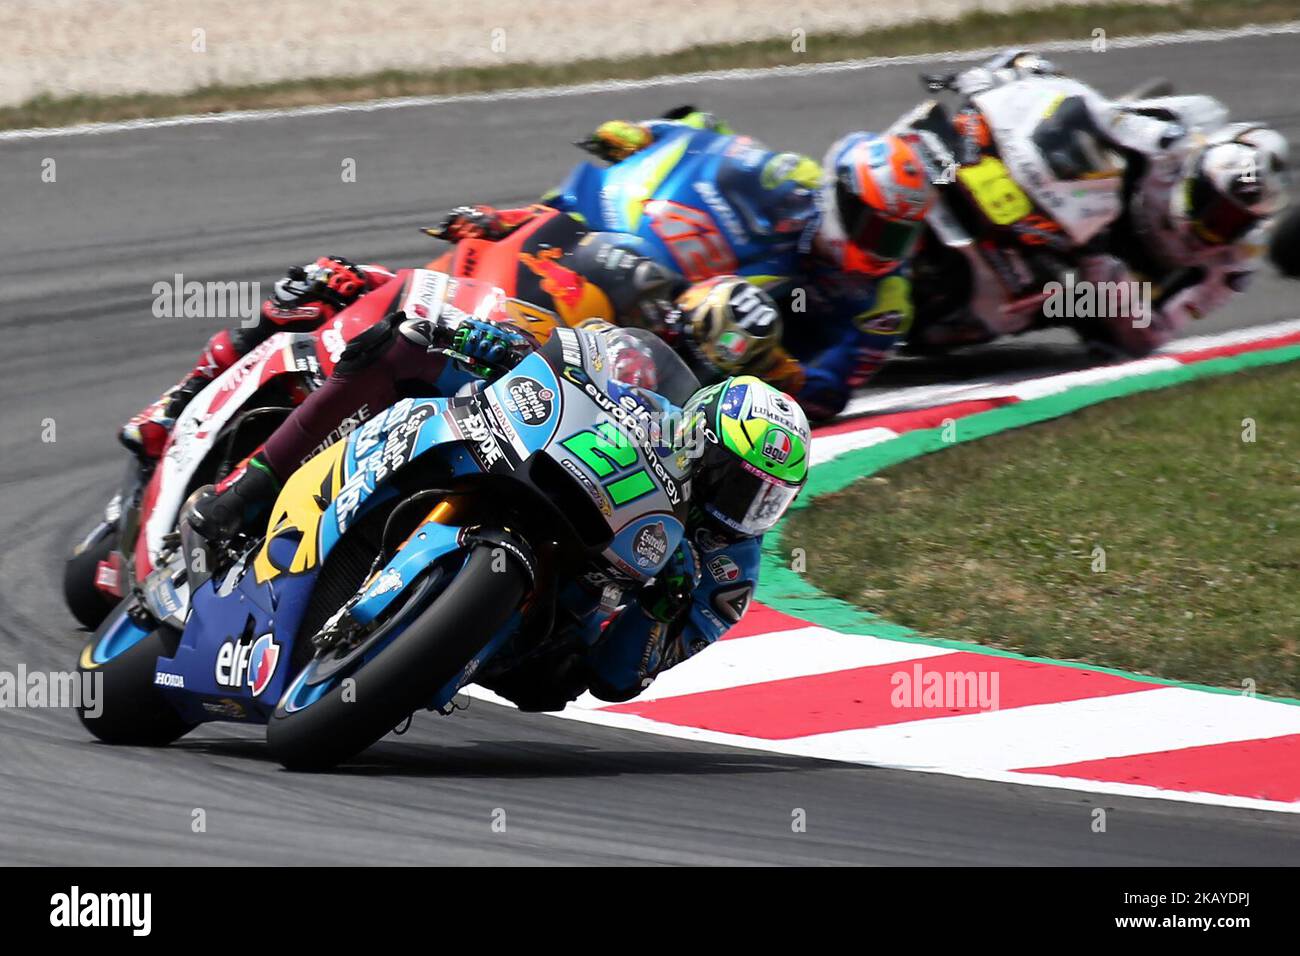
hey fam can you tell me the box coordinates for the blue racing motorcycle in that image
[77,314,699,770]
[545,120,816,283]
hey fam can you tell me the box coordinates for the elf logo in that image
[214,633,281,697]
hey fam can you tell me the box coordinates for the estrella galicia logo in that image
[633,521,669,569]
[503,376,555,426]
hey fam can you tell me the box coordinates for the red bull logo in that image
[520,247,587,309]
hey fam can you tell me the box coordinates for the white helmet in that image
[1173,124,1290,245]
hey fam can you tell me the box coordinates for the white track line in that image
[838,316,1300,419]
[465,697,1300,812]
[3,22,1298,142]
[1008,356,1182,399]
[1159,315,1300,351]
[809,426,901,465]
[780,688,1300,772]
[578,626,954,703]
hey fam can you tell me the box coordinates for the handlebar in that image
[428,341,529,379]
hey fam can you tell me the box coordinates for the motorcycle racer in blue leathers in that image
[538,107,937,418]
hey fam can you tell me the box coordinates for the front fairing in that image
[534,328,690,581]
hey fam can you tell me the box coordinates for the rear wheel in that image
[77,606,195,746]
[266,545,529,770]
[63,522,119,630]
[905,230,981,352]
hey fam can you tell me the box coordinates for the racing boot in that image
[118,396,177,463]
[118,328,243,461]
[187,453,281,550]
[479,647,590,713]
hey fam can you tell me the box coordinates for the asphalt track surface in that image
[3,32,1300,865]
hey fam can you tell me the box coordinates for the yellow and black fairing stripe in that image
[253,441,348,585]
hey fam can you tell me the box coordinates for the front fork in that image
[299,502,538,711]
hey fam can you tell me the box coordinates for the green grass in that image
[6,0,1300,131]
[787,363,1300,696]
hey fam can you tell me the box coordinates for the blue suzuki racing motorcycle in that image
[77,321,699,769]
[546,122,817,283]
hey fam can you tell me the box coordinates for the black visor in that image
[693,441,801,537]
[836,180,924,261]
[1187,175,1260,244]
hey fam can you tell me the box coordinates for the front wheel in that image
[266,545,529,770]
[906,231,980,352]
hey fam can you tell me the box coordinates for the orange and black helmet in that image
[817,132,933,275]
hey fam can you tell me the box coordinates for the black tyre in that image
[906,230,978,352]
[63,523,119,630]
[1269,204,1300,278]
[267,545,529,770]
[77,608,196,746]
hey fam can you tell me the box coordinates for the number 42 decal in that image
[561,422,656,507]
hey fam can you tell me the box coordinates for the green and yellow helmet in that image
[682,375,810,537]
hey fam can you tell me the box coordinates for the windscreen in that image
[602,326,701,407]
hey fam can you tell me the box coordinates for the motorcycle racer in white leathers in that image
[949,50,1290,355]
